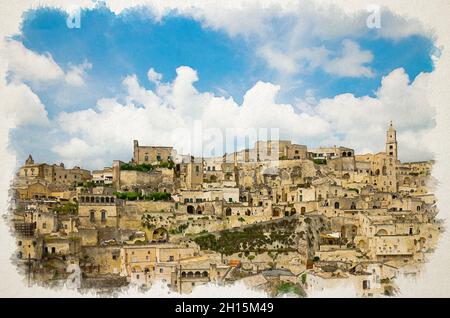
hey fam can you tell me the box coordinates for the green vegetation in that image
[120,160,175,172]
[113,191,171,201]
[120,163,154,172]
[193,219,299,256]
[53,202,78,215]
[275,282,305,297]
[159,161,175,169]
[169,223,189,235]
[313,158,327,165]
[348,188,359,194]
[301,273,307,284]
[77,181,96,189]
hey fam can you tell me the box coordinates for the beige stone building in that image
[133,140,176,164]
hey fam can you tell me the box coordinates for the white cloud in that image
[0,39,64,84]
[147,67,163,84]
[102,1,430,79]
[0,78,49,127]
[0,39,90,86]
[65,61,92,86]
[52,65,330,167]
[314,68,435,160]
[324,39,374,77]
[51,65,432,168]
[259,39,374,78]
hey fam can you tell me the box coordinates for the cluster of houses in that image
[9,122,441,296]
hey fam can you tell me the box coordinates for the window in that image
[101,211,106,222]
[160,268,163,273]
[157,154,161,161]
[42,223,47,229]
[90,211,95,222]
[144,155,149,162]
[363,280,370,290]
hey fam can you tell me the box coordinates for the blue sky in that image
[3,3,438,167]
[14,6,435,114]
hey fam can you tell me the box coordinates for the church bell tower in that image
[386,121,398,160]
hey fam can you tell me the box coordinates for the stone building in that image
[133,140,176,164]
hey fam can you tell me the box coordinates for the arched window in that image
[351,202,356,210]
[187,205,195,214]
[90,210,95,222]
[225,208,232,216]
[195,271,201,278]
[101,210,107,222]
[187,272,194,278]
[301,207,306,214]
[334,202,340,209]
[181,272,187,278]
[202,271,208,277]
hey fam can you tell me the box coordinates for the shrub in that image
[313,159,327,165]
[120,163,153,172]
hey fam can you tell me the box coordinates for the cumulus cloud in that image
[260,39,374,77]
[51,65,433,169]
[0,39,90,86]
[147,67,163,84]
[324,40,374,77]
[65,61,92,86]
[170,1,428,77]
[52,65,330,167]
[0,82,49,127]
[313,68,435,160]
[0,61,49,127]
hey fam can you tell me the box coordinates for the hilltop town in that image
[8,122,441,297]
